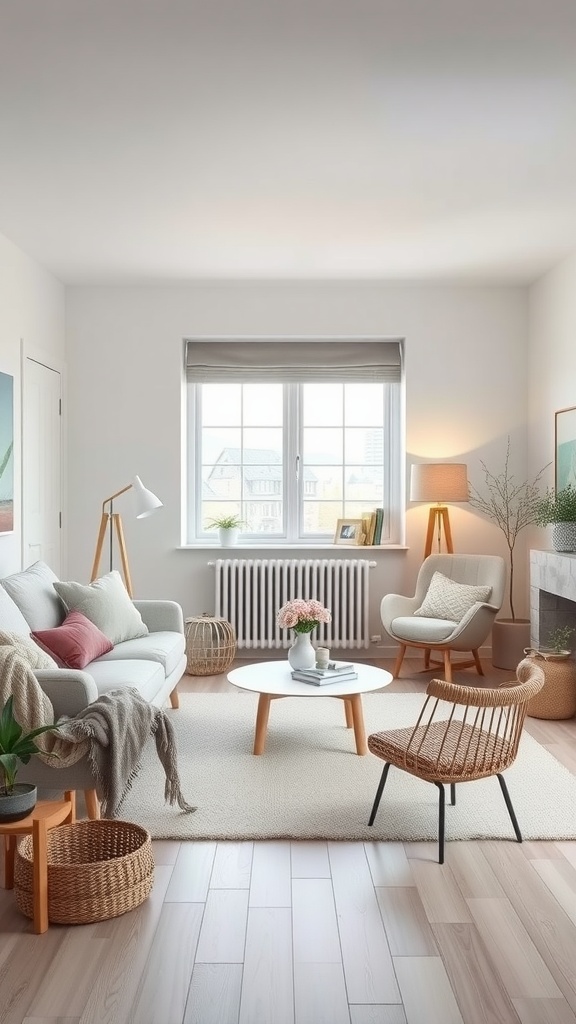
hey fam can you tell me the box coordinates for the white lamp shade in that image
[410,463,469,503]
[132,475,163,518]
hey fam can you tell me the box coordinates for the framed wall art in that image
[0,371,14,534]
[555,405,576,491]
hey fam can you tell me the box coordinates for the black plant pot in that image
[0,783,37,823]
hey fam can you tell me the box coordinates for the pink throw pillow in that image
[31,610,114,669]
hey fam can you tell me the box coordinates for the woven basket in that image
[525,650,576,720]
[185,614,236,675]
[14,819,154,925]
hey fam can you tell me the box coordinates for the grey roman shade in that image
[185,339,403,383]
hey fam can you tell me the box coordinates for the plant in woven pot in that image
[468,438,550,670]
[524,626,576,720]
[0,696,60,823]
[535,484,576,553]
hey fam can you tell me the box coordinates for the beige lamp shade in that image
[410,463,469,503]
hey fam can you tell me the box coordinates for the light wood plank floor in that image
[2,657,576,1024]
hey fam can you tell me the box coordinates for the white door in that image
[22,358,62,573]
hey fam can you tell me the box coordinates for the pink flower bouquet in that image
[276,598,331,634]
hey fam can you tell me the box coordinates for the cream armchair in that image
[381,553,506,682]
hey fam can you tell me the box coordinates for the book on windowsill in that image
[291,670,358,685]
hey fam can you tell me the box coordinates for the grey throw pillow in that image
[1,560,64,630]
[414,571,491,622]
[53,570,149,646]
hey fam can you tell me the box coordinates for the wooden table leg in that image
[32,818,49,934]
[348,694,368,755]
[253,693,272,755]
[343,698,354,728]
[4,834,16,889]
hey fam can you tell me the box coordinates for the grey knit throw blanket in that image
[57,687,197,818]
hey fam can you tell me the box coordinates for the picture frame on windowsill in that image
[333,518,363,546]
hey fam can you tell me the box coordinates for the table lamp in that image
[90,475,163,596]
[410,462,469,559]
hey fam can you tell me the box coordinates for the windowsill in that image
[177,543,409,551]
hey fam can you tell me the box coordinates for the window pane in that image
[243,383,282,426]
[345,383,384,426]
[303,428,343,465]
[345,428,384,465]
[243,427,283,458]
[302,500,343,534]
[202,427,241,465]
[305,465,343,501]
[303,383,343,426]
[202,463,242,500]
[202,384,241,426]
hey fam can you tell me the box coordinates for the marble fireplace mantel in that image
[530,549,576,650]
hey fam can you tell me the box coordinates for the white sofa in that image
[0,560,186,810]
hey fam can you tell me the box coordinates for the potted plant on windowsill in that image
[535,484,576,553]
[0,695,60,823]
[206,514,245,548]
[468,438,550,670]
[524,626,576,720]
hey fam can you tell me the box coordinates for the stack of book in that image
[291,662,358,686]
[360,507,384,546]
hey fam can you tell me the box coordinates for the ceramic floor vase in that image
[491,618,531,671]
[288,632,316,670]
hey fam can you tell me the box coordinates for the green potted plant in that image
[205,513,245,548]
[468,438,550,669]
[535,484,576,552]
[0,695,60,823]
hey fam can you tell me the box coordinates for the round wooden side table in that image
[185,614,236,675]
[1,790,76,933]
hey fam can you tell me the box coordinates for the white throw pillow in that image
[1,560,64,630]
[53,570,148,646]
[414,571,491,622]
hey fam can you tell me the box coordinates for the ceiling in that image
[1,0,576,285]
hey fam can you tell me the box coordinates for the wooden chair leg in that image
[84,789,101,820]
[472,649,484,676]
[169,686,180,709]
[392,644,407,679]
[443,650,453,683]
[424,648,431,669]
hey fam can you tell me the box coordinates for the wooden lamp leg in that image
[91,512,110,582]
[112,513,133,597]
[423,506,454,559]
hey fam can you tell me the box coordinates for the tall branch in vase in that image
[468,439,549,621]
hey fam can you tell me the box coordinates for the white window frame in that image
[186,376,404,546]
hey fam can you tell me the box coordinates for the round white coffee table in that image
[227,660,392,755]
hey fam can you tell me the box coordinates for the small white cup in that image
[316,646,330,669]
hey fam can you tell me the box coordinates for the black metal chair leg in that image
[497,773,522,843]
[450,783,456,805]
[434,782,445,863]
[368,763,391,826]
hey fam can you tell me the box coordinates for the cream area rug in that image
[119,693,576,842]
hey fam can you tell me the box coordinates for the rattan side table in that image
[1,790,76,933]
[185,614,236,675]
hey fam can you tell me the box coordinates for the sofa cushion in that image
[53,570,148,646]
[0,586,33,636]
[1,560,64,630]
[86,658,165,702]
[413,571,491,622]
[31,610,114,670]
[95,631,185,678]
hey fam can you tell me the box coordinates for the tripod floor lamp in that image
[90,475,163,597]
[410,462,469,560]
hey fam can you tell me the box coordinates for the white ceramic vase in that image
[288,632,316,670]
[219,527,239,547]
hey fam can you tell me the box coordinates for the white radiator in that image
[213,558,373,650]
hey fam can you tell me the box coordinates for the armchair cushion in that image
[414,571,491,622]
[53,570,149,645]
[391,615,457,642]
[31,610,114,670]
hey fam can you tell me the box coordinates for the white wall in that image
[65,282,528,650]
[529,253,576,483]
[0,231,65,576]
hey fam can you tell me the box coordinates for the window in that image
[185,339,404,545]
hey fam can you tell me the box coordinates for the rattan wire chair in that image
[367,658,545,862]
